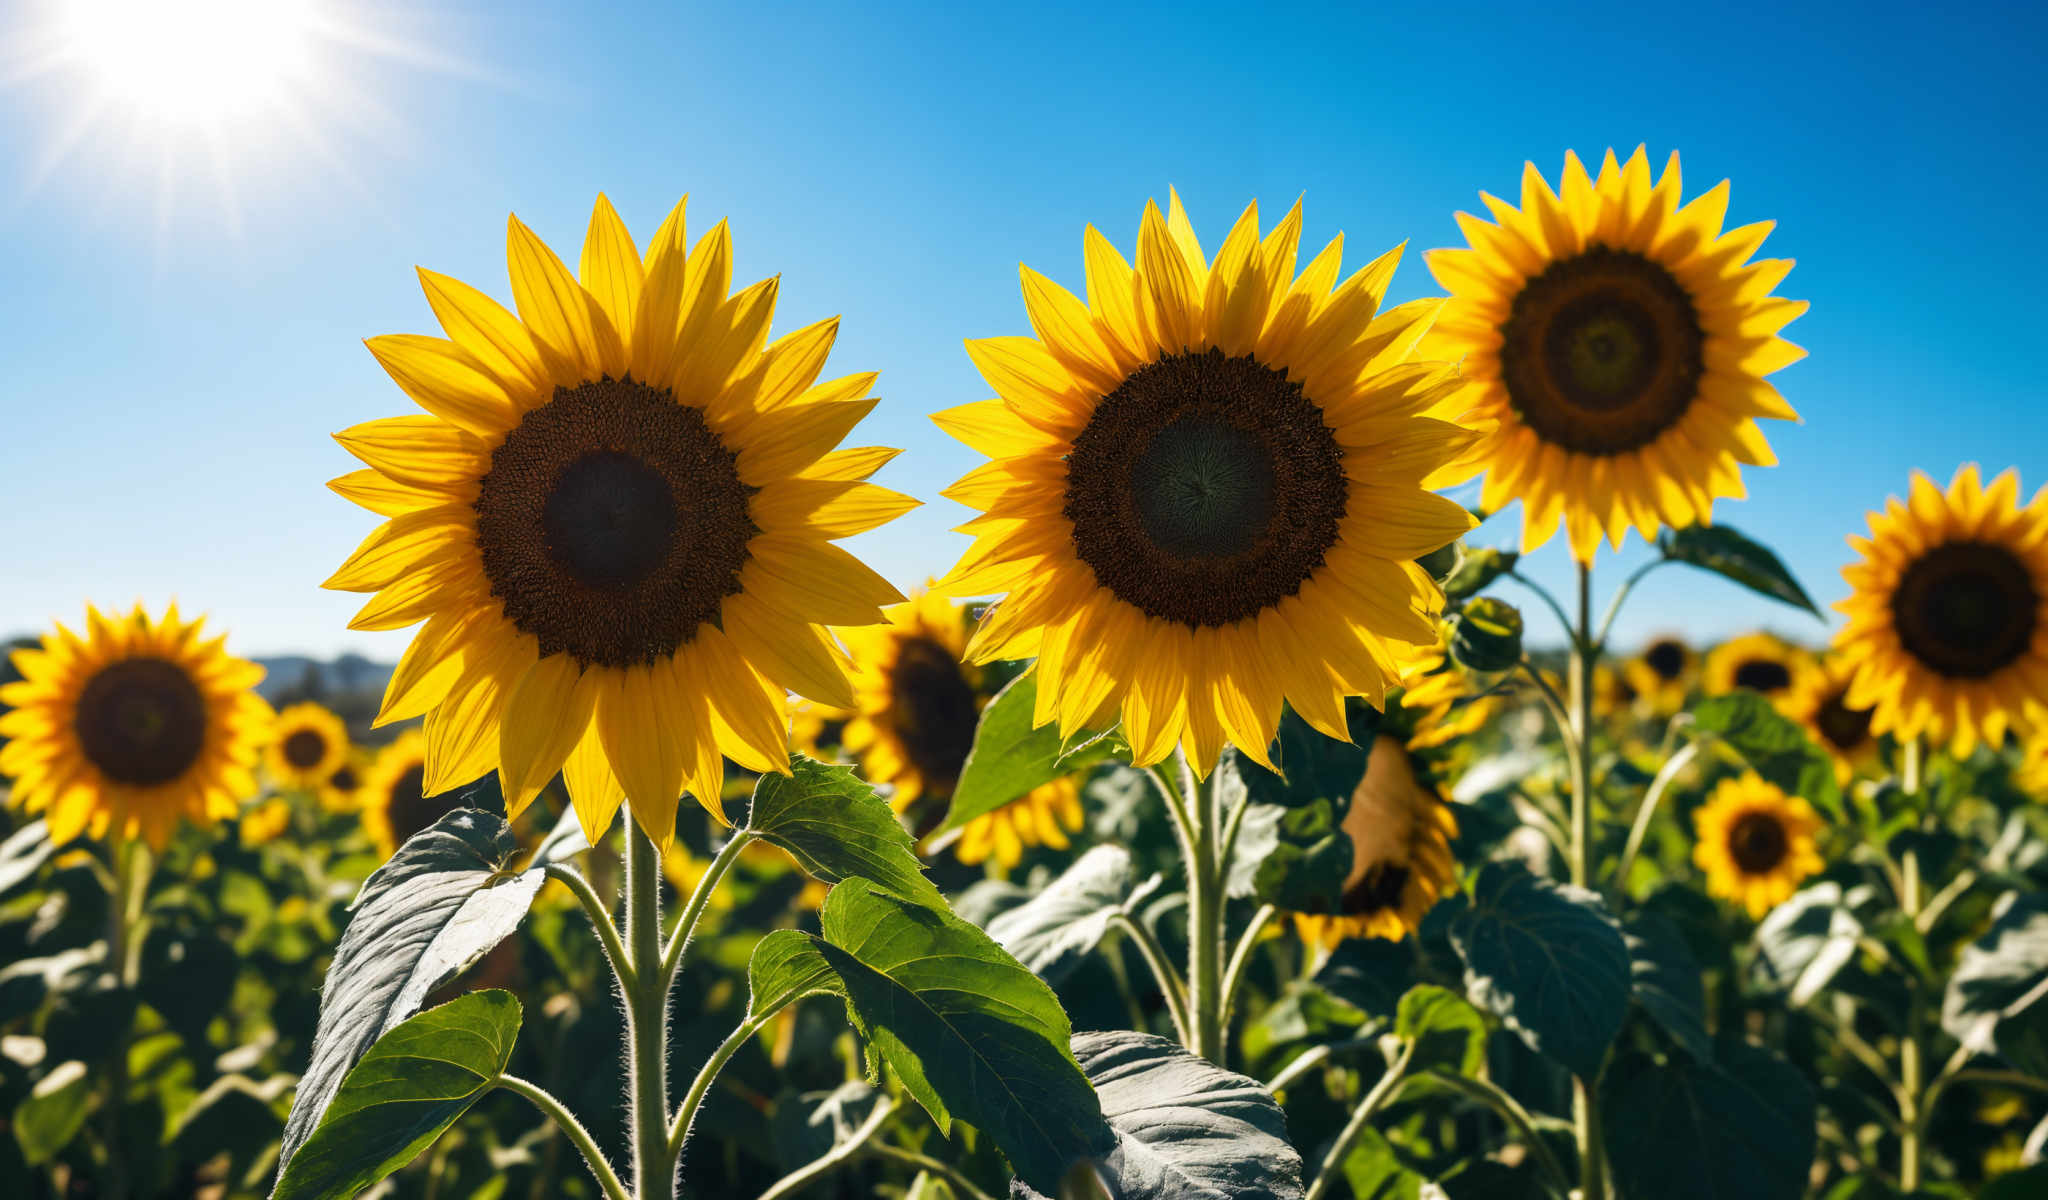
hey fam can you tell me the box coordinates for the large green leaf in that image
[757,879,1112,1193]
[984,844,1160,984]
[1752,882,1862,1007]
[1600,1039,1816,1200]
[277,810,547,1172]
[1657,524,1821,618]
[1447,863,1630,1078]
[1689,692,1842,818]
[1314,938,1418,1023]
[273,990,521,1200]
[1626,914,1711,1061]
[746,754,941,908]
[1396,983,1487,1077]
[1942,892,2048,1075]
[941,675,1114,833]
[1014,1031,1304,1200]
[12,1060,91,1166]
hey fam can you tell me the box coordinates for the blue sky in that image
[2,0,2042,661]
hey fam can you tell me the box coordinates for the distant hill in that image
[254,653,393,703]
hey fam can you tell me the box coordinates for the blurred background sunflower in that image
[0,604,270,847]
[1622,634,1696,715]
[1703,631,1812,702]
[1691,772,1823,918]
[264,701,350,796]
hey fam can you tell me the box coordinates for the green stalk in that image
[1898,736,1925,1191]
[1302,1040,1416,1200]
[1182,754,1227,1063]
[1568,563,1606,1200]
[623,823,673,1199]
[498,1074,630,1200]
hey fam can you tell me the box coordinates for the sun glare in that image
[59,0,319,122]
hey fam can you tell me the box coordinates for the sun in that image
[56,0,320,123]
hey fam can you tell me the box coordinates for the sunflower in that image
[265,702,351,794]
[357,731,443,858]
[1691,772,1823,918]
[1293,733,1460,947]
[836,589,1088,866]
[955,777,1084,871]
[240,797,294,849]
[1703,632,1810,701]
[837,589,983,817]
[1622,634,1695,714]
[1834,465,2048,757]
[0,604,270,848]
[1424,148,1805,561]
[324,194,914,848]
[1782,656,1880,784]
[937,192,1476,777]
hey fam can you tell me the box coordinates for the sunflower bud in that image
[1450,597,1524,672]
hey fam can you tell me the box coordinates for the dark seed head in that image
[886,635,981,797]
[1891,540,2039,679]
[73,657,208,787]
[473,376,757,669]
[1499,247,1704,456]
[1733,657,1794,694]
[282,728,329,770]
[1065,349,1346,628]
[1727,810,1789,874]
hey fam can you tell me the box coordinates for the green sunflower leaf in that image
[753,878,1112,1193]
[1447,862,1630,1079]
[277,810,547,1175]
[13,1060,93,1166]
[1600,1038,1817,1200]
[745,754,942,909]
[272,990,521,1200]
[1396,983,1488,1077]
[941,673,1116,834]
[984,844,1160,984]
[1657,524,1822,618]
[1942,892,2048,1077]
[1012,1031,1305,1200]
[1626,914,1713,1061]
[1751,882,1863,1006]
[1689,691,1843,819]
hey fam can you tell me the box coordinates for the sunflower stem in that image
[1567,562,1607,1200]
[623,822,674,1199]
[1303,1039,1416,1200]
[549,863,633,992]
[1898,735,1926,1192]
[1219,903,1277,1030]
[497,1074,630,1200]
[1108,910,1190,1045]
[1171,748,1229,1064]
[1613,736,1701,895]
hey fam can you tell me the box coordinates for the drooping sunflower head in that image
[324,194,914,849]
[1623,634,1695,713]
[357,731,445,859]
[1704,631,1811,701]
[1783,656,1880,785]
[938,192,1477,776]
[1294,734,1460,948]
[837,589,983,818]
[1834,465,2048,757]
[0,605,269,848]
[1425,148,1806,562]
[954,778,1085,873]
[265,702,351,794]
[1691,772,1823,919]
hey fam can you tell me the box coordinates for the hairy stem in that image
[659,830,753,985]
[753,1097,901,1200]
[624,824,673,1199]
[1109,910,1190,1045]
[498,1074,630,1200]
[1303,1041,1416,1200]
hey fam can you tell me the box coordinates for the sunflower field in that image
[4,153,2047,1200]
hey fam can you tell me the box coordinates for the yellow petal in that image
[364,334,519,439]
[578,194,643,343]
[497,653,600,819]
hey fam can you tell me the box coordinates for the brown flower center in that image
[1499,247,1704,456]
[1814,688,1873,752]
[1733,657,1793,694]
[886,634,981,798]
[282,729,329,770]
[1727,810,1789,875]
[73,657,208,787]
[474,376,757,669]
[1891,540,2039,679]
[1342,862,1412,916]
[1065,349,1346,628]
[1645,639,1687,680]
